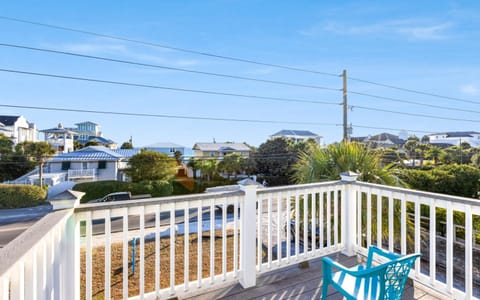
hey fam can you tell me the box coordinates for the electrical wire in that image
[0,43,341,92]
[0,15,340,77]
[350,124,433,134]
[348,77,480,104]
[350,91,480,114]
[0,68,341,106]
[0,103,341,126]
[352,105,480,123]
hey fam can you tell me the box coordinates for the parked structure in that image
[351,132,406,148]
[270,129,322,144]
[40,123,77,153]
[193,142,251,158]
[427,131,480,147]
[0,115,37,145]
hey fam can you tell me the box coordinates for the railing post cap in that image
[340,171,359,182]
[49,189,84,210]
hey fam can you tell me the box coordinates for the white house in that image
[427,131,480,147]
[270,129,322,144]
[40,123,77,153]
[0,115,37,145]
[46,146,140,183]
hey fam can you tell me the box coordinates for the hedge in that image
[73,180,173,203]
[0,184,47,208]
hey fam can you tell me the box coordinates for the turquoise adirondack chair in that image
[322,246,421,300]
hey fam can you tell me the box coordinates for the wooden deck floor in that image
[184,252,451,300]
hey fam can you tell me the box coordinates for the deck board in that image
[183,252,451,299]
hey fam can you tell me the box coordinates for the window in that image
[170,148,175,153]
[98,161,107,169]
[82,162,88,169]
[61,161,71,170]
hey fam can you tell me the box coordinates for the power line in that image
[348,76,480,104]
[351,124,433,134]
[352,105,480,123]
[0,15,340,77]
[350,91,480,114]
[0,68,341,106]
[0,103,341,126]
[0,43,341,92]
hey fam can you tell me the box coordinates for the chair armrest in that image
[366,246,401,267]
[323,256,387,278]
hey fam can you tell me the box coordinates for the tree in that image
[187,158,198,179]
[292,142,397,185]
[0,135,34,182]
[197,159,217,182]
[124,150,177,182]
[174,150,183,165]
[15,141,55,188]
[120,141,133,149]
[84,140,100,147]
[255,138,297,185]
[0,134,13,156]
[218,153,242,178]
[426,146,444,165]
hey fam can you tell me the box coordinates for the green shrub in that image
[73,180,172,203]
[0,184,47,208]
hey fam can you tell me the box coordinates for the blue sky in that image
[1,1,479,147]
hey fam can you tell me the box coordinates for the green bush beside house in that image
[0,184,47,208]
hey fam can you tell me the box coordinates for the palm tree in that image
[426,146,443,165]
[292,142,412,250]
[16,141,55,188]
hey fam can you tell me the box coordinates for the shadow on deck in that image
[184,252,451,300]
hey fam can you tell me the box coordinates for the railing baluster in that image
[312,191,316,252]
[446,202,453,293]
[154,204,160,297]
[303,191,308,255]
[277,192,282,262]
[268,193,272,267]
[170,205,176,294]
[222,198,227,280]
[105,209,111,300]
[429,199,436,285]
[257,196,263,271]
[1,276,9,300]
[210,200,215,284]
[388,194,394,252]
[185,203,190,290]
[84,211,92,300]
[139,206,145,299]
[233,196,239,277]
[414,196,421,277]
[122,208,129,300]
[356,191,361,249]
[320,190,324,251]
[400,194,406,255]
[295,191,300,258]
[24,246,37,300]
[333,189,338,249]
[366,189,372,248]
[327,190,331,249]
[465,205,473,298]
[286,191,291,261]
[197,204,203,287]
[377,192,382,248]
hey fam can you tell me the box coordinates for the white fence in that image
[1,176,480,299]
[67,169,96,179]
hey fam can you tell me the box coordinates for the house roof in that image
[429,131,480,138]
[75,121,98,126]
[74,135,116,144]
[40,127,78,135]
[351,133,405,145]
[0,116,21,126]
[271,129,321,137]
[50,146,123,162]
[113,149,141,158]
[193,143,251,152]
[142,142,185,148]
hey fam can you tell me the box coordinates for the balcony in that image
[1,175,479,299]
[67,168,97,180]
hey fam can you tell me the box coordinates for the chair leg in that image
[322,279,329,300]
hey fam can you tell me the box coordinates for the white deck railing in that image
[67,168,96,179]
[1,175,479,299]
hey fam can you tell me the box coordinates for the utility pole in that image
[342,69,349,142]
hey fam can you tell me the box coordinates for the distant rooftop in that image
[429,131,480,138]
[271,129,321,137]
[143,142,185,148]
[0,115,21,127]
[193,142,251,152]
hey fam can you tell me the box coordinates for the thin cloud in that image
[460,84,479,96]
[301,19,453,41]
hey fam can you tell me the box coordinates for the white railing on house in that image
[1,175,479,299]
[67,168,96,180]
